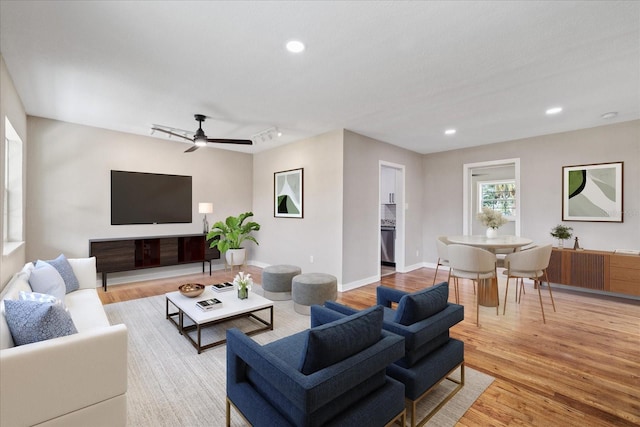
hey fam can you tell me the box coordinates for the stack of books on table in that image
[212,282,235,292]
[196,298,222,311]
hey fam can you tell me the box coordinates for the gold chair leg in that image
[535,279,546,324]
[225,398,231,427]
[544,270,556,312]
[448,270,459,304]
[433,260,440,286]
[503,276,510,315]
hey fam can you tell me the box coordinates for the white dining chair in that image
[447,244,498,326]
[503,244,556,323]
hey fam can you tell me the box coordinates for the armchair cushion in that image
[299,305,383,375]
[393,282,449,326]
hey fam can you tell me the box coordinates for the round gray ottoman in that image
[292,273,338,315]
[261,265,301,301]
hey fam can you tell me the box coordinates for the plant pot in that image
[225,248,246,266]
[557,239,564,249]
[237,286,249,299]
[486,228,498,239]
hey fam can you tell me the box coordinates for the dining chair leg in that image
[433,259,441,286]
[455,277,460,304]
[494,276,499,316]
[503,276,510,315]
[535,279,547,324]
[515,277,522,302]
[544,270,556,312]
[448,270,458,304]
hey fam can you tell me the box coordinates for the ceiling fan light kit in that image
[151,114,253,153]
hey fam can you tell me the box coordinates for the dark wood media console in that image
[89,234,220,291]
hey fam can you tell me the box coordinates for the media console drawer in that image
[609,254,640,296]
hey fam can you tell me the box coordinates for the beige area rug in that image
[104,288,494,426]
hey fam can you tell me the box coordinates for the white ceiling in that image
[1,1,638,154]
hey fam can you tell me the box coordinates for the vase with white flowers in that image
[233,272,253,300]
[477,206,509,238]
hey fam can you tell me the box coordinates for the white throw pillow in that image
[28,262,66,301]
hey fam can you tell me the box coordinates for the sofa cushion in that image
[4,299,77,346]
[67,257,97,290]
[65,289,111,332]
[40,254,79,293]
[299,305,383,375]
[394,282,449,326]
[28,262,66,301]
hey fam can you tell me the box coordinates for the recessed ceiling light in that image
[601,111,618,119]
[445,129,456,135]
[545,107,563,115]
[286,40,305,53]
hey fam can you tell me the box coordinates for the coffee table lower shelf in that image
[165,298,274,354]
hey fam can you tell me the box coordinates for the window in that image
[478,180,516,219]
[3,117,23,253]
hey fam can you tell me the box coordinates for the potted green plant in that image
[550,224,573,249]
[477,206,508,238]
[206,212,260,266]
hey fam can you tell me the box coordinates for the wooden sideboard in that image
[546,248,640,297]
[89,234,220,291]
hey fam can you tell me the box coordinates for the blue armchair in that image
[324,282,464,427]
[226,304,407,427]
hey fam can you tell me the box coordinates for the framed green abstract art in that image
[562,162,623,222]
[274,168,303,218]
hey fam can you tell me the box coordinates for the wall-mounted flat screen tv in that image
[111,170,192,225]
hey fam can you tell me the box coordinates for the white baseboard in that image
[339,274,380,292]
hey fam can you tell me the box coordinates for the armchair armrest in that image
[383,303,463,347]
[226,327,404,416]
[376,286,408,307]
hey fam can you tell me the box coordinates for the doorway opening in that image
[379,162,405,277]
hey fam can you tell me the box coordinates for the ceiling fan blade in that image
[152,126,194,142]
[184,145,199,153]
[206,138,254,145]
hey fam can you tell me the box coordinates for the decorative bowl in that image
[179,283,205,298]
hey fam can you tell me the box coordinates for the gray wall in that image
[252,130,344,281]
[25,117,253,283]
[342,130,424,288]
[0,55,27,287]
[423,120,640,264]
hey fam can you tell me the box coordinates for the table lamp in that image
[198,202,213,233]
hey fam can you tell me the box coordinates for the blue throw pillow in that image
[394,282,449,326]
[4,299,77,346]
[299,305,383,375]
[39,254,79,294]
[28,262,66,300]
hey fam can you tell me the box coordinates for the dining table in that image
[446,235,534,307]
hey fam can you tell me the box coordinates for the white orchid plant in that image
[233,272,253,292]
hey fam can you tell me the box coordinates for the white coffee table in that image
[165,287,274,353]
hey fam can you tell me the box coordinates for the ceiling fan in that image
[151,114,253,153]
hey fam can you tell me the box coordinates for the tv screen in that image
[111,170,192,225]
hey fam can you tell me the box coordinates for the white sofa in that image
[0,257,128,427]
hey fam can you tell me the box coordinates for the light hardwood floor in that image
[99,266,640,426]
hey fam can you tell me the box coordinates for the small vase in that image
[237,286,248,300]
[557,239,564,249]
[486,228,498,239]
